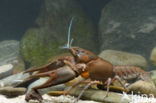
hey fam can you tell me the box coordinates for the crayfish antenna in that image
[70,38,74,47]
[60,17,74,49]
[67,17,74,48]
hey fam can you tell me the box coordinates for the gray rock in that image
[0,87,26,97]
[0,64,13,79]
[65,87,126,103]
[27,78,66,95]
[128,80,156,96]
[150,47,156,66]
[0,40,24,76]
[150,70,156,86]
[11,57,25,73]
[20,0,97,67]
[0,40,19,65]
[0,72,30,87]
[99,0,156,61]
[99,50,147,69]
[29,95,101,103]
[0,58,25,79]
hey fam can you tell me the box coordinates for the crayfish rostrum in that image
[24,18,152,102]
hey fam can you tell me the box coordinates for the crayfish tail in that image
[113,65,152,82]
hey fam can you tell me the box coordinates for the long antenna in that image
[67,17,74,48]
[61,17,74,49]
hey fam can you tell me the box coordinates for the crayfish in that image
[24,17,152,102]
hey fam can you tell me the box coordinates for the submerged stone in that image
[65,87,123,103]
[150,47,156,67]
[20,0,97,67]
[0,72,30,87]
[0,64,13,79]
[128,80,156,96]
[0,87,26,98]
[99,50,147,70]
[99,0,156,62]
[0,40,19,66]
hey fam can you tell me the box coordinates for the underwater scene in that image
[0,0,156,103]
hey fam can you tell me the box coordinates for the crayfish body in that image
[24,46,151,102]
[24,17,152,102]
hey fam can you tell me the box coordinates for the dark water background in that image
[1,0,155,70]
[0,0,109,41]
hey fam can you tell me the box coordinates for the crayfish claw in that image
[23,61,59,74]
[24,71,52,81]
[25,89,43,102]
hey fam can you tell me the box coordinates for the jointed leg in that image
[65,78,87,95]
[104,78,112,98]
[74,81,101,103]
[113,75,129,92]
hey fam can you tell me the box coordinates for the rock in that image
[11,57,25,74]
[42,95,100,103]
[128,80,156,96]
[65,87,124,103]
[0,40,20,65]
[20,0,97,67]
[3,57,25,75]
[150,70,156,86]
[0,40,25,74]
[99,0,156,61]
[65,85,156,103]
[0,87,26,98]
[0,64,13,79]
[27,78,66,95]
[99,50,147,69]
[150,47,156,66]
[0,72,30,87]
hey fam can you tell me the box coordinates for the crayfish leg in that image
[104,78,112,98]
[74,81,101,103]
[112,75,129,92]
[65,78,86,95]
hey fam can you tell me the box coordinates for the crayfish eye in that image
[75,49,79,52]
[75,48,84,53]
[75,49,82,54]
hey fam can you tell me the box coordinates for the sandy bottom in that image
[0,94,100,103]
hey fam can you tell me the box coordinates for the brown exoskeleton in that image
[24,17,152,102]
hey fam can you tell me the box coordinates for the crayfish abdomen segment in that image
[113,66,151,82]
